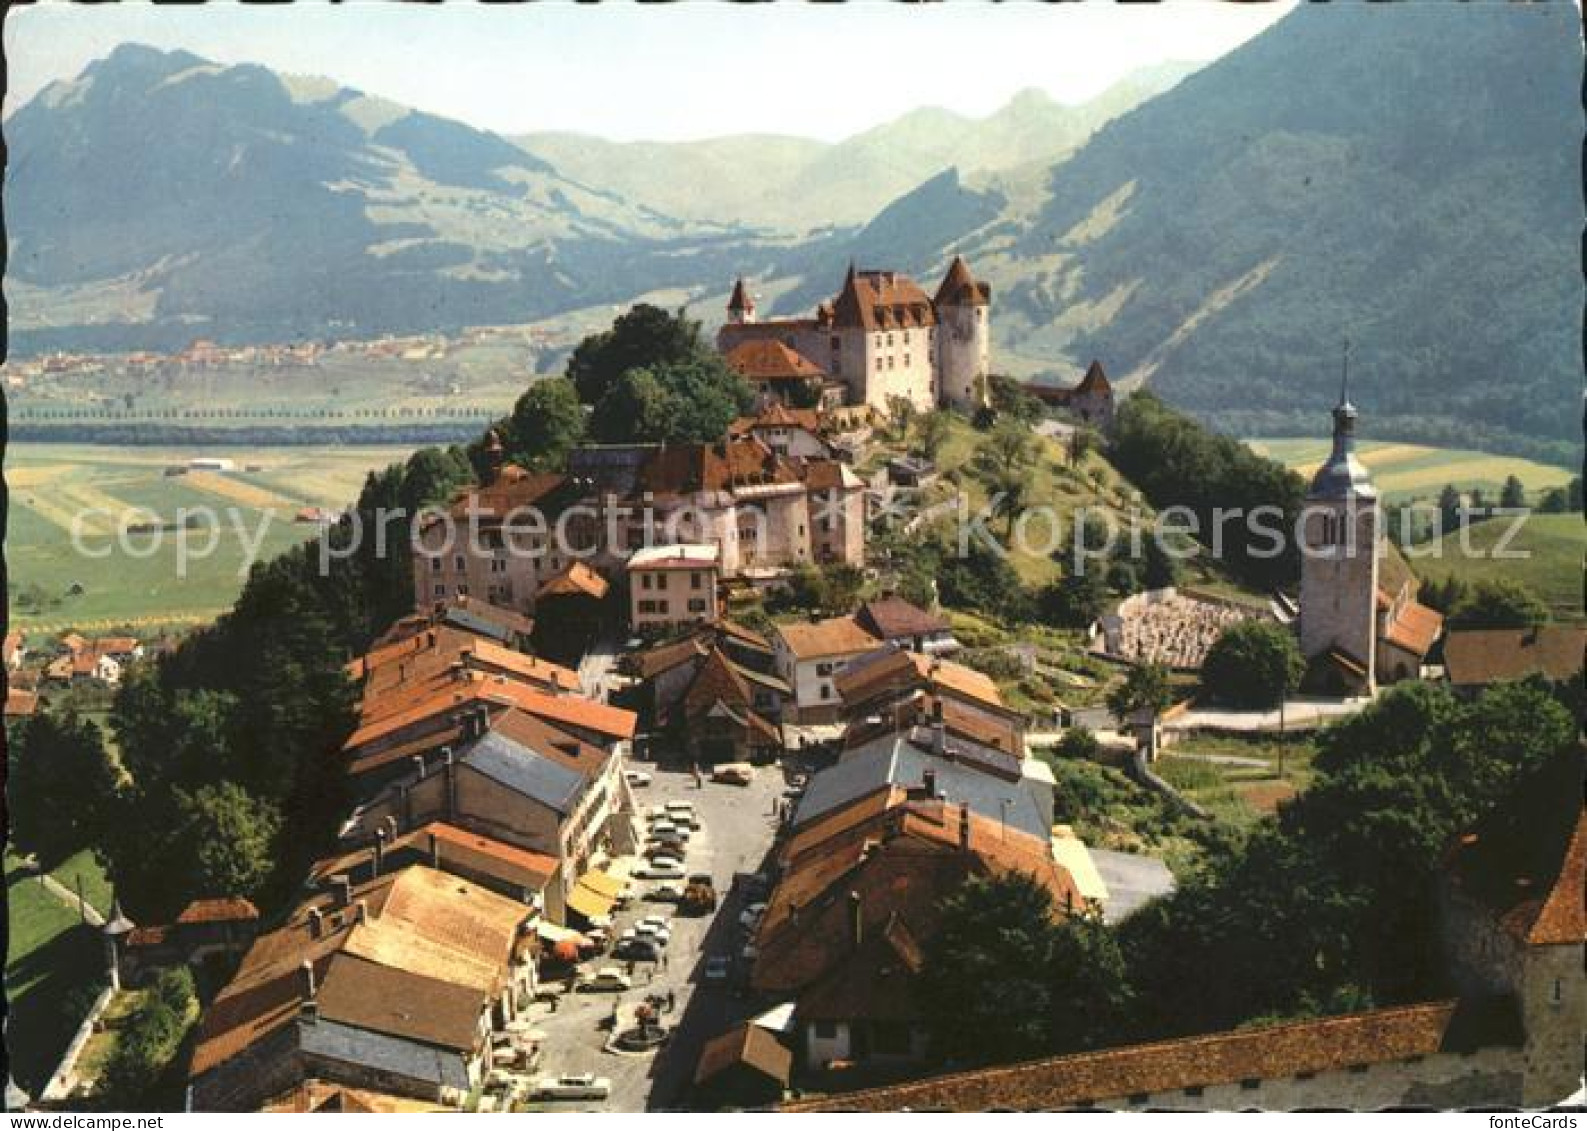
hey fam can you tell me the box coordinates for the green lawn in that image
[47,850,114,917]
[5,852,108,1093]
[1157,731,1319,830]
[1425,513,1585,622]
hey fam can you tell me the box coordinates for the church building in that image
[717,258,991,414]
[1298,376,1442,693]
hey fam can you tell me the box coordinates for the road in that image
[1090,848,1176,923]
[518,762,788,1112]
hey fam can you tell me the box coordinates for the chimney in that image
[300,959,317,1000]
[959,802,971,850]
[354,899,369,925]
[848,891,863,951]
[932,700,946,758]
[412,755,426,780]
[373,829,387,878]
[331,874,352,909]
[400,781,414,827]
[922,769,937,799]
[306,906,324,938]
[443,747,458,819]
[430,831,442,870]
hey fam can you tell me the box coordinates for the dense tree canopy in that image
[918,874,1133,1065]
[1119,679,1578,1037]
[1201,619,1305,709]
[566,303,712,405]
[586,358,755,446]
[1108,393,1306,590]
[1446,577,1549,630]
[9,708,122,865]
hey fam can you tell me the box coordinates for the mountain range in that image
[6,3,1581,461]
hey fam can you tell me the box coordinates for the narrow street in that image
[519,763,787,1111]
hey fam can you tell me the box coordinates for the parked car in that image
[577,968,633,993]
[644,847,684,867]
[635,859,686,880]
[702,956,732,984]
[529,1073,612,1101]
[614,938,662,963]
[681,875,718,914]
[624,770,653,788]
[711,762,754,786]
[647,882,684,903]
[636,925,671,948]
[664,801,697,819]
[738,902,768,932]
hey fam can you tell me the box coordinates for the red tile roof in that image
[1443,626,1586,686]
[723,339,826,382]
[783,1001,1463,1111]
[695,1022,793,1088]
[177,898,260,924]
[933,256,990,308]
[637,436,800,498]
[776,615,883,661]
[537,562,610,601]
[832,266,937,332]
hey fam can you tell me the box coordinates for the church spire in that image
[1331,339,1358,453]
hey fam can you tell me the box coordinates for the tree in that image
[1201,620,1304,710]
[502,376,586,471]
[1051,726,1100,761]
[915,410,953,462]
[1436,483,1464,533]
[9,708,122,865]
[1499,474,1526,510]
[917,874,1061,1064]
[1107,662,1172,726]
[980,417,1037,480]
[97,967,195,1110]
[178,783,282,901]
[587,358,754,445]
[1446,577,1548,630]
[566,304,707,404]
[1045,916,1135,1052]
[1036,571,1108,629]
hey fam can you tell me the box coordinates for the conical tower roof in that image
[727,277,755,313]
[934,255,989,307]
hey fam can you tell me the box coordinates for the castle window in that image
[904,331,911,345]
[1552,978,1564,1004]
[830,335,840,351]
[1239,1079,1260,1091]
[1183,1087,1204,1098]
[1128,1094,1149,1107]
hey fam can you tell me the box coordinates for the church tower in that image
[726,277,756,325]
[932,256,991,411]
[1298,357,1380,694]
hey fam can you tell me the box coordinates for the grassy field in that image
[5,852,108,1093]
[1423,513,1585,622]
[1157,731,1319,830]
[1248,437,1574,503]
[6,443,415,632]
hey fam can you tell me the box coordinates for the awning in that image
[579,869,626,900]
[536,921,586,945]
[566,873,621,921]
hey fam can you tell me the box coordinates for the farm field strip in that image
[181,469,304,513]
[1249,437,1574,499]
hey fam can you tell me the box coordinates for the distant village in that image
[6,258,1582,1114]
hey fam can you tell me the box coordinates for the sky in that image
[5,1,1294,142]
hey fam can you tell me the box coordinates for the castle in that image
[717,257,991,414]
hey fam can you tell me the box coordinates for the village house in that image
[720,333,845,410]
[772,614,890,725]
[692,1021,795,1109]
[4,631,25,671]
[753,795,1079,1071]
[189,866,537,1111]
[123,898,261,986]
[718,258,992,414]
[728,403,835,460]
[627,543,721,631]
[44,634,141,688]
[834,647,1027,758]
[376,594,536,653]
[340,706,637,925]
[415,434,866,622]
[618,620,791,738]
[854,594,957,655]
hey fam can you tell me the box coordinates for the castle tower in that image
[726,277,756,325]
[932,256,991,411]
[1298,356,1380,695]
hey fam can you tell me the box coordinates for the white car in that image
[636,925,671,948]
[649,819,690,840]
[530,1073,612,1101]
[624,770,653,788]
[635,859,686,879]
[577,967,632,993]
[644,844,684,864]
[664,801,697,819]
